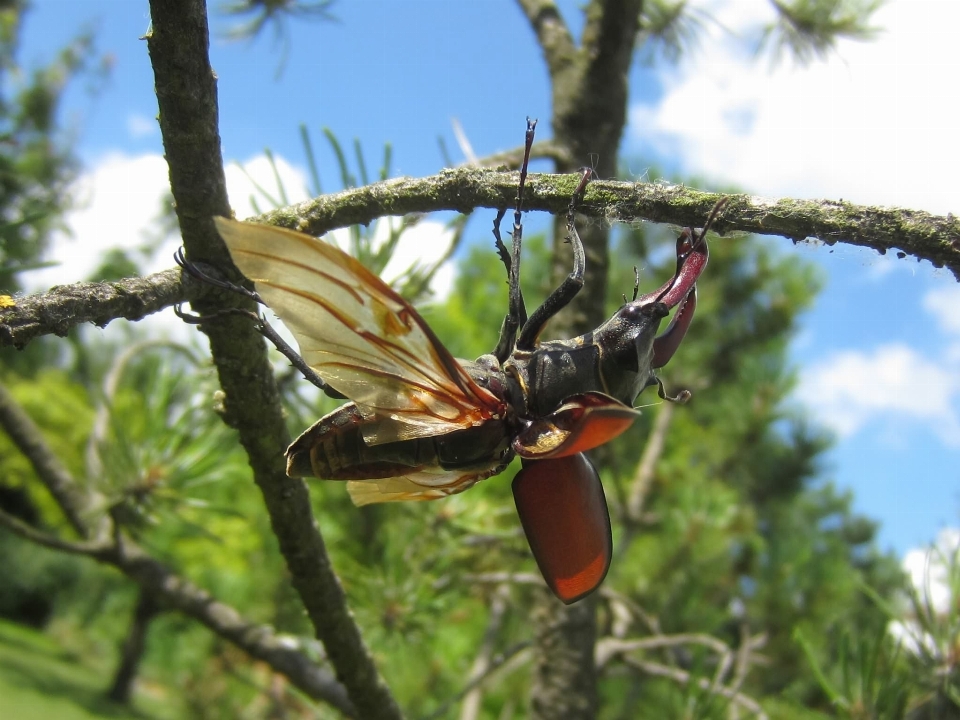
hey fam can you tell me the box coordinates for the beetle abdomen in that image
[286,402,513,481]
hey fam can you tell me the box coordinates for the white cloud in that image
[630,0,960,214]
[797,344,960,445]
[23,153,172,292]
[661,1,960,460]
[225,154,311,221]
[316,220,456,305]
[902,528,960,614]
[923,285,960,337]
[889,528,960,655]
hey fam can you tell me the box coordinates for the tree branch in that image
[275,173,960,273]
[0,268,192,350]
[626,402,674,521]
[108,540,356,716]
[516,0,576,76]
[0,380,106,538]
[621,656,769,719]
[530,593,599,720]
[580,0,644,106]
[459,585,510,720]
[4,171,958,350]
[0,508,357,715]
[259,172,960,277]
[0,506,109,556]
[0,379,356,715]
[145,2,402,717]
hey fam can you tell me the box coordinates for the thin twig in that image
[0,507,110,556]
[422,641,533,720]
[470,140,574,169]
[598,587,662,636]
[460,585,511,720]
[452,117,478,166]
[463,571,544,586]
[622,657,769,719]
[0,380,107,539]
[626,401,676,522]
[596,633,732,669]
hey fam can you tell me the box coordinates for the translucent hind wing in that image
[214,217,504,441]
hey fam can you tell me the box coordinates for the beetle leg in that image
[516,167,592,350]
[174,247,263,304]
[655,377,691,404]
[175,302,345,399]
[493,118,536,363]
[249,313,346,398]
[174,249,345,399]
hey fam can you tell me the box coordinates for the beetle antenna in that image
[690,196,729,251]
[631,266,640,302]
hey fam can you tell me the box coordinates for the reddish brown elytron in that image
[209,119,725,604]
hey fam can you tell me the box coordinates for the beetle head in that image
[593,199,725,405]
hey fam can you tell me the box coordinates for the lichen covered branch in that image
[4,171,958,351]
[0,269,191,349]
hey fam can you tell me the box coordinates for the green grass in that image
[0,619,180,720]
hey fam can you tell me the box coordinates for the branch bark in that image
[0,268,192,350]
[4,172,958,349]
[516,0,576,75]
[145,1,401,717]
[529,593,599,720]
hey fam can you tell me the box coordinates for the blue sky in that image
[16,0,960,559]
